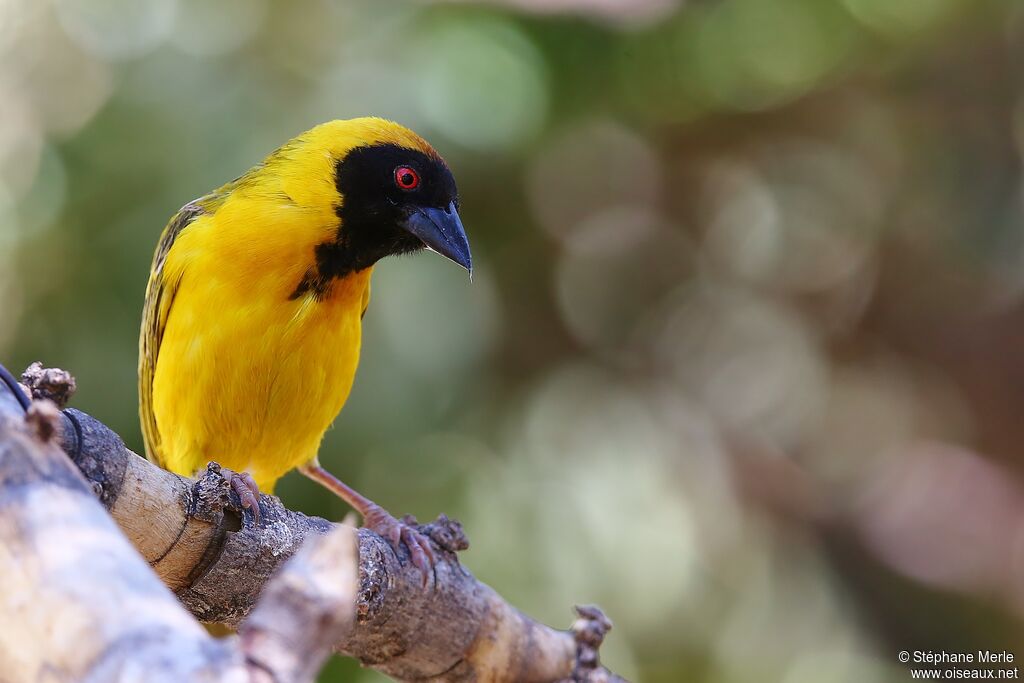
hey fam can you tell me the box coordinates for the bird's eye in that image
[394,166,420,190]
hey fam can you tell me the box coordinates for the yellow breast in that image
[150,195,372,491]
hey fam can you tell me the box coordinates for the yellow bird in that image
[139,118,471,572]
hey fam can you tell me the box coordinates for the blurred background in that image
[1,0,1023,680]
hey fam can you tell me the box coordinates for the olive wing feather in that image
[138,201,205,466]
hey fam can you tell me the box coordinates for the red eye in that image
[395,166,419,190]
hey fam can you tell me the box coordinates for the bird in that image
[138,118,471,575]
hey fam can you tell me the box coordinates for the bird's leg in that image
[299,461,435,582]
[229,471,262,524]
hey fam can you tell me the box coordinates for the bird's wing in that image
[138,201,206,467]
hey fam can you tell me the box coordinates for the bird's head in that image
[335,135,470,274]
[263,118,471,283]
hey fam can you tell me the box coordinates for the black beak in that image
[402,202,472,274]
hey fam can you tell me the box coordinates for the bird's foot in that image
[229,471,262,524]
[363,504,435,585]
[297,462,437,585]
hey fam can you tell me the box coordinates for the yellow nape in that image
[244,117,440,211]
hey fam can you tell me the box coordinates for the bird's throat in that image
[289,237,370,301]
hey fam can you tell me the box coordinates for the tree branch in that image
[0,385,357,683]
[4,365,623,682]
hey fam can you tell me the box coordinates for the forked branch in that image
[0,364,623,682]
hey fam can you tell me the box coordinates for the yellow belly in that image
[152,268,371,491]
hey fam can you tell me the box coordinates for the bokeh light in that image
[3,0,1024,681]
[415,16,549,151]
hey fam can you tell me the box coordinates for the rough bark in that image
[0,385,357,683]
[1,366,623,682]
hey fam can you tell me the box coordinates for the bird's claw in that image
[229,471,261,524]
[363,506,435,586]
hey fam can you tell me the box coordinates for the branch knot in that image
[191,462,233,524]
[418,513,470,553]
[21,362,76,409]
[566,605,622,683]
